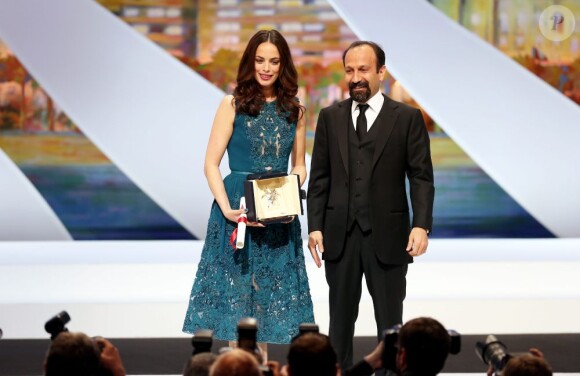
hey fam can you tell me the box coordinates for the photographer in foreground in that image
[347,317,456,376]
[44,332,125,376]
[183,353,218,376]
[477,334,553,376]
[502,349,552,376]
[285,332,339,376]
[210,349,262,376]
[482,347,552,376]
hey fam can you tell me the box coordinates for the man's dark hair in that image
[44,332,102,376]
[342,41,386,72]
[503,354,553,376]
[287,332,337,376]
[398,317,450,376]
[183,352,218,376]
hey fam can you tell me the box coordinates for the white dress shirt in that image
[351,91,385,132]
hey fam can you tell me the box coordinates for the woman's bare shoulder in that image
[215,94,236,115]
[222,94,235,107]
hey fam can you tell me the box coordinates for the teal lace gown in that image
[182,101,314,343]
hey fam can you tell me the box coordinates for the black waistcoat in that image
[347,113,379,232]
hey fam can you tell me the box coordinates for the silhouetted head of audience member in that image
[503,354,553,376]
[44,332,102,376]
[210,348,261,376]
[286,332,339,376]
[396,317,451,376]
[184,352,218,376]
[44,331,125,376]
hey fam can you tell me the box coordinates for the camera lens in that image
[298,323,319,335]
[382,324,401,373]
[192,329,214,355]
[475,335,511,374]
[237,318,258,352]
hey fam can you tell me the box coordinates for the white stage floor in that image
[1,239,580,340]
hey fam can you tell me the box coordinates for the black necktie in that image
[356,104,369,140]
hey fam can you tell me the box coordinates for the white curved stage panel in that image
[1,239,580,338]
[0,148,71,240]
[328,0,580,237]
[0,0,223,239]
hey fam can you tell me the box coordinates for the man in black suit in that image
[307,41,434,369]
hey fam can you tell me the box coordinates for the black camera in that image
[192,329,213,355]
[290,322,319,343]
[44,311,105,352]
[475,335,531,375]
[43,312,114,376]
[236,317,273,376]
[45,311,71,340]
[298,323,319,336]
[237,317,258,353]
[382,324,461,372]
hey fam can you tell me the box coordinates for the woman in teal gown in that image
[182,30,314,351]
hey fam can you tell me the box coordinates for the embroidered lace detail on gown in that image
[182,101,314,344]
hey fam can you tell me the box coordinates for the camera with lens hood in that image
[475,335,531,375]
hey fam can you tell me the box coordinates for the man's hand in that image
[266,360,283,376]
[363,340,384,369]
[406,227,428,256]
[528,348,545,359]
[95,337,126,376]
[308,231,324,268]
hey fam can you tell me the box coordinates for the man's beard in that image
[349,81,371,103]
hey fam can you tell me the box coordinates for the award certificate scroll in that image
[243,172,305,224]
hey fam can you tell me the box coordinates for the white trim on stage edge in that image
[1,239,580,339]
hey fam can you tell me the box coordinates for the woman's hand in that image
[223,208,244,223]
[247,221,265,228]
[281,215,296,224]
[223,208,265,227]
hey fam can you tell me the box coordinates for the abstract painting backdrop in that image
[2,0,578,239]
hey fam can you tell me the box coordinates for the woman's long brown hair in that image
[233,30,303,123]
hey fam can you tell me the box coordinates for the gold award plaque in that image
[252,175,301,222]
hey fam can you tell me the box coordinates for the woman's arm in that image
[204,95,242,223]
[290,108,307,186]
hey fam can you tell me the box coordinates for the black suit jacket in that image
[307,95,434,264]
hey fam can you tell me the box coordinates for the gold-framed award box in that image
[243,172,305,224]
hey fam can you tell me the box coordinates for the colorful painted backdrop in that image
[2,0,577,239]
